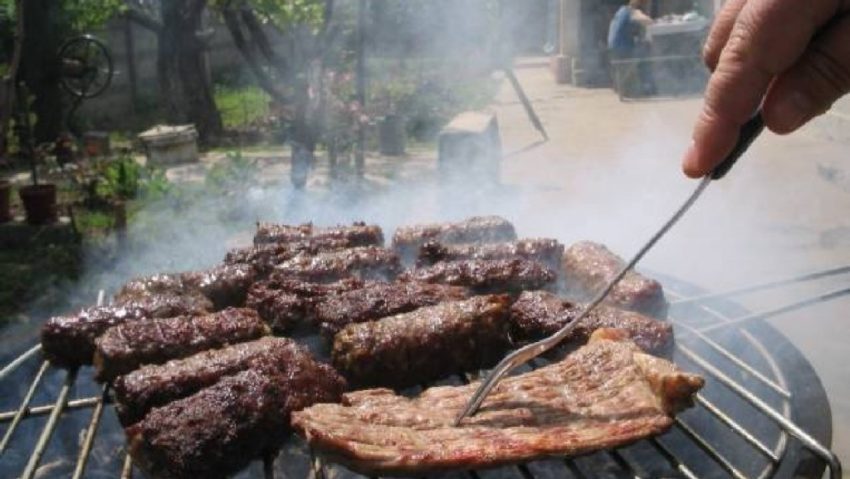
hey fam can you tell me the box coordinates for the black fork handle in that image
[711,112,766,180]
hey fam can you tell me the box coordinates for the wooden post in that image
[355,0,367,177]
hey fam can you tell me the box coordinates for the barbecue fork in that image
[455,112,765,425]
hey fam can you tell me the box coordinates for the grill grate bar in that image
[672,319,790,398]
[0,360,49,454]
[70,386,108,479]
[0,344,42,382]
[674,419,751,479]
[677,344,842,479]
[694,394,780,462]
[698,286,850,334]
[20,368,77,479]
[607,450,642,478]
[648,438,699,479]
[121,452,133,479]
[0,396,99,422]
[671,265,850,305]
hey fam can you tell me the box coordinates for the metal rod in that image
[0,396,99,422]
[121,453,133,479]
[504,69,549,141]
[674,419,750,479]
[677,344,843,479]
[672,320,791,398]
[672,265,850,304]
[21,368,78,479]
[649,438,699,479]
[694,395,780,462]
[699,286,850,334]
[0,344,42,382]
[0,360,49,454]
[71,386,108,479]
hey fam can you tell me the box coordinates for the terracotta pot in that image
[19,184,58,225]
[0,180,11,223]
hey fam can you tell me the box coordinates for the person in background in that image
[682,0,850,178]
[608,0,655,94]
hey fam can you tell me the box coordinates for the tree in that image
[0,0,124,149]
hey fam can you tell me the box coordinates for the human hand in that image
[682,0,850,178]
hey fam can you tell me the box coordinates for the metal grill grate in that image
[0,273,844,479]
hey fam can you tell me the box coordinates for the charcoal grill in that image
[0,272,843,479]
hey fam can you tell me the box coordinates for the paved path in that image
[495,59,850,472]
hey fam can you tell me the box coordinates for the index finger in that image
[683,0,844,177]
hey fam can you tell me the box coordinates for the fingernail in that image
[770,91,812,133]
[681,141,701,178]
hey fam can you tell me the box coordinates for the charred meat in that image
[562,241,667,316]
[391,216,517,259]
[275,246,402,283]
[246,277,364,333]
[417,238,564,269]
[224,237,356,275]
[294,329,704,476]
[115,264,257,310]
[332,295,513,389]
[254,221,384,246]
[93,308,268,382]
[315,281,470,337]
[113,337,338,426]
[399,258,556,294]
[127,364,345,479]
[41,293,212,368]
[510,290,672,353]
[181,264,257,310]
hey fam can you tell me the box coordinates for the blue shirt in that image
[608,6,640,55]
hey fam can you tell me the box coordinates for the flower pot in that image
[0,180,11,223]
[378,115,406,156]
[19,184,58,225]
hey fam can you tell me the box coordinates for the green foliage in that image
[205,150,259,193]
[60,0,126,33]
[214,85,272,129]
[244,0,325,30]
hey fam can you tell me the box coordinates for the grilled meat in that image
[127,364,345,479]
[391,215,517,259]
[224,238,356,275]
[562,241,667,316]
[275,246,402,283]
[332,295,513,389]
[115,264,257,310]
[41,293,212,368]
[315,281,470,337]
[510,290,672,353]
[93,308,268,382]
[113,337,338,426]
[293,329,704,476]
[246,277,364,333]
[181,264,257,310]
[398,258,556,294]
[417,238,564,269]
[254,221,384,246]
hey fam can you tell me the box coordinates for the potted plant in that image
[18,143,58,225]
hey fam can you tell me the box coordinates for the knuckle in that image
[803,44,850,100]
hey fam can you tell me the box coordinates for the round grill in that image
[0,275,840,479]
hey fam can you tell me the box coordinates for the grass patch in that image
[214,85,272,129]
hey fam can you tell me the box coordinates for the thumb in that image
[764,15,850,134]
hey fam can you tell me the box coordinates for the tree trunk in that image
[159,0,223,144]
[20,0,63,144]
